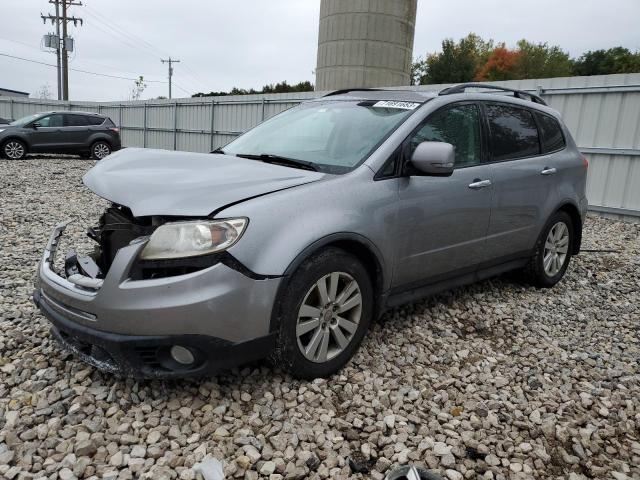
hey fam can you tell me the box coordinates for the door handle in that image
[468,179,492,189]
[541,167,557,176]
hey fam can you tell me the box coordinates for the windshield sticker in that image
[372,100,420,110]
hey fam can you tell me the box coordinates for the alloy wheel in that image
[296,271,362,363]
[4,141,25,159]
[543,221,569,277]
[93,143,110,159]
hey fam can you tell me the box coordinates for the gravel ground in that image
[1,157,639,480]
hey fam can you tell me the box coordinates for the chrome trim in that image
[468,179,492,189]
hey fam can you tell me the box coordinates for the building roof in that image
[0,87,30,96]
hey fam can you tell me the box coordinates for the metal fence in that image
[1,73,639,218]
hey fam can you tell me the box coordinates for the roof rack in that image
[439,83,547,105]
[323,88,385,97]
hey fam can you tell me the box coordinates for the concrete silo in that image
[315,0,417,91]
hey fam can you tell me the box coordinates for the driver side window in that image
[37,114,64,128]
[408,104,481,167]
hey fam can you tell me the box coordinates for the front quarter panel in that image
[219,166,399,291]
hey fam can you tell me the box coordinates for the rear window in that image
[535,112,565,153]
[85,115,105,126]
[486,104,540,161]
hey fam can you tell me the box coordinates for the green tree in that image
[414,33,493,85]
[515,40,573,79]
[573,47,640,76]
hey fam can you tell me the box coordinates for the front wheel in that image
[2,139,27,159]
[523,211,574,288]
[91,141,111,160]
[271,248,373,379]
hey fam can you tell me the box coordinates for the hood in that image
[83,148,325,217]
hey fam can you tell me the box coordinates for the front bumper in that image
[34,222,282,378]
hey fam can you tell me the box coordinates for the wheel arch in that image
[90,136,112,148]
[270,233,387,332]
[1,135,29,152]
[555,201,583,255]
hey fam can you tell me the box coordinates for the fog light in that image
[170,345,195,365]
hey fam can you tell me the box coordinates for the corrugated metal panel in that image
[1,75,638,217]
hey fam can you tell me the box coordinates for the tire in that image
[271,247,373,379]
[2,139,27,160]
[91,141,111,160]
[522,211,574,288]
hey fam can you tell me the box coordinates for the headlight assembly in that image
[140,218,248,260]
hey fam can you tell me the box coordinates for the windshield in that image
[10,113,42,127]
[222,100,421,173]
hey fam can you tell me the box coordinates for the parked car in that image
[0,111,121,160]
[33,84,588,379]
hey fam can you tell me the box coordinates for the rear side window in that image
[85,115,105,126]
[104,118,116,128]
[65,114,88,127]
[535,112,565,153]
[486,104,540,161]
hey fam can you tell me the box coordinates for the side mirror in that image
[410,141,455,176]
[32,122,41,129]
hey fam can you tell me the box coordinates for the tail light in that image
[582,155,589,169]
[109,127,119,133]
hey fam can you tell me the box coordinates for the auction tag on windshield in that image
[372,100,420,110]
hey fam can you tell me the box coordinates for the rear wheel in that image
[271,248,373,379]
[91,141,111,160]
[2,139,27,159]
[523,211,574,287]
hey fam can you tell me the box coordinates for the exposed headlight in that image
[0,129,5,133]
[140,218,248,260]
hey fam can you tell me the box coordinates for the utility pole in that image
[54,0,62,100]
[161,57,180,99]
[42,0,82,100]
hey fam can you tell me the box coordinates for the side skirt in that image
[384,255,529,309]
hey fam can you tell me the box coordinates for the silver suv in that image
[34,84,588,379]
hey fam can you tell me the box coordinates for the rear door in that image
[482,102,561,260]
[393,102,494,288]
[27,114,65,152]
[62,114,92,149]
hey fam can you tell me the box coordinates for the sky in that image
[0,0,638,102]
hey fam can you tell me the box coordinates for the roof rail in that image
[439,83,547,105]
[323,88,385,97]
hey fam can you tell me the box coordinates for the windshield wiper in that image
[210,147,225,154]
[235,153,318,171]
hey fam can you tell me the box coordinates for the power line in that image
[85,5,168,57]
[0,52,168,83]
[0,37,166,82]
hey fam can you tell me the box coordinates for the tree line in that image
[193,80,313,97]
[412,33,640,85]
[191,35,640,96]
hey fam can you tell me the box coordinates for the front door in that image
[393,103,493,288]
[27,113,65,152]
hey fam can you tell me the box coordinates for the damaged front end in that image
[33,204,281,379]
